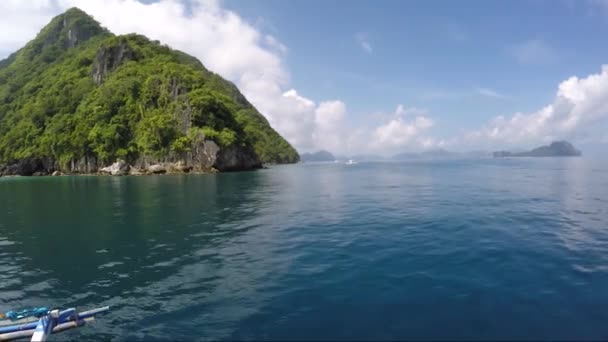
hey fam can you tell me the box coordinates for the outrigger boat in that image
[0,306,109,341]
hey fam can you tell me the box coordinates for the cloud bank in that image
[1,1,607,155]
[468,65,608,148]
[0,0,440,155]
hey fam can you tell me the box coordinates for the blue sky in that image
[226,0,608,140]
[1,0,608,155]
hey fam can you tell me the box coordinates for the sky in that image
[1,0,608,156]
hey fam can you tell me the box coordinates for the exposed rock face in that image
[100,160,129,176]
[0,139,260,177]
[148,164,167,174]
[25,8,110,63]
[0,8,299,177]
[129,139,260,173]
[0,158,54,176]
[63,16,101,48]
[128,166,146,176]
[0,141,261,176]
[193,139,220,169]
[92,40,136,84]
[13,159,44,176]
[214,146,262,171]
[69,156,98,173]
[174,161,192,173]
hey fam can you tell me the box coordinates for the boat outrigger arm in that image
[0,306,109,342]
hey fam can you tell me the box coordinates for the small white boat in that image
[345,159,356,165]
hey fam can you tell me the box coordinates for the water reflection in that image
[0,172,276,336]
[1,159,608,340]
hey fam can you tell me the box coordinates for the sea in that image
[1,158,608,340]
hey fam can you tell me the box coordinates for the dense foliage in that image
[0,8,299,169]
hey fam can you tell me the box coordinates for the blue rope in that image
[3,307,49,321]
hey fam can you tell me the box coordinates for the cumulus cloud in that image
[467,65,608,148]
[0,0,57,56]
[0,0,353,152]
[0,0,443,155]
[508,39,559,65]
[313,100,347,152]
[373,116,433,148]
[368,105,438,152]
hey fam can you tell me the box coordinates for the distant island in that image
[493,141,582,158]
[300,149,491,163]
[0,8,298,177]
[393,149,490,160]
[341,154,387,162]
[300,150,335,162]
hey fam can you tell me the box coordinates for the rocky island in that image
[300,150,336,162]
[493,141,582,158]
[0,8,299,177]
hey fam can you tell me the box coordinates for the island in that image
[0,8,299,177]
[493,141,582,158]
[392,150,490,160]
[300,150,336,162]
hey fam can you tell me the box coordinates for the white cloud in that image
[395,104,406,116]
[355,32,373,54]
[0,0,58,55]
[476,87,510,100]
[313,100,347,153]
[264,34,287,54]
[508,39,558,65]
[315,100,346,129]
[420,137,446,149]
[467,65,608,148]
[0,0,349,152]
[372,116,434,148]
[370,106,436,152]
[0,0,444,155]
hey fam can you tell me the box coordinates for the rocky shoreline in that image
[0,140,263,177]
[0,160,217,177]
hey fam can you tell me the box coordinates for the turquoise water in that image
[1,159,608,340]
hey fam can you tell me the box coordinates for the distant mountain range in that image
[344,154,387,162]
[301,149,491,162]
[300,142,582,163]
[493,141,582,158]
[392,149,490,160]
[300,150,336,162]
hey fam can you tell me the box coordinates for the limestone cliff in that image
[0,8,297,177]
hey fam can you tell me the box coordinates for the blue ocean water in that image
[1,158,608,340]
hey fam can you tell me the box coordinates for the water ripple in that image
[0,160,607,340]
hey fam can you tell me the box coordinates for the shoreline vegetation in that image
[0,8,299,178]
